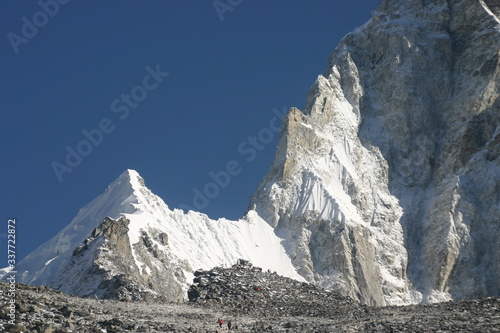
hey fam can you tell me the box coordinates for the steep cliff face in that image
[250,0,500,305]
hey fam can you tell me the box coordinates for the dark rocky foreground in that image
[0,263,499,332]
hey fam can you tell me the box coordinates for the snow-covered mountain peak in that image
[12,0,500,306]
[117,169,143,187]
[100,168,171,218]
[15,170,302,300]
[104,169,146,206]
[115,169,149,192]
[14,170,156,286]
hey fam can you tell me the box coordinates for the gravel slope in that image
[1,264,499,332]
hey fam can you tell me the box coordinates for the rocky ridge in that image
[52,216,183,303]
[187,260,357,318]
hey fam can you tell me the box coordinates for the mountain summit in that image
[15,0,500,305]
[16,170,302,302]
[16,169,144,286]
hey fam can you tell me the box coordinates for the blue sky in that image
[1,1,378,261]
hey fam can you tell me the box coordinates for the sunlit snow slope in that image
[16,170,302,301]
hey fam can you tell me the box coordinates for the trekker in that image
[217,318,223,328]
[227,320,232,330]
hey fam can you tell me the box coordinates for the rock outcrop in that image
[51,216,184,302]
[187,260,356,317]
[250,0,500,305]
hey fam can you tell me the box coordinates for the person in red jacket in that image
[217,318,223,328]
